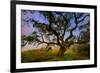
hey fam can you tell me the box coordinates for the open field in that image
[21,44,90,63]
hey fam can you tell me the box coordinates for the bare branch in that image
[65,13,78,41]
[61,14,69,39]
[78,14,90,24]
[39,32,44,42]
[36,39,58,45]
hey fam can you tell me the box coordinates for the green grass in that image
[21,45,90,63]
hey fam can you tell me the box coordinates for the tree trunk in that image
[58,47,66,57]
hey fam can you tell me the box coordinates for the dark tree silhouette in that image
[21,10,90,57]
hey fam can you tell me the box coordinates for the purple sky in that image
[21,10,90,39]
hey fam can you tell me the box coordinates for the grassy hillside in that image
[21,44,90,63]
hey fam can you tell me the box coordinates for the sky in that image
[21,10,49,36]
[21,10,90,50]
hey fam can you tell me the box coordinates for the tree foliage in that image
[21,10,90,56]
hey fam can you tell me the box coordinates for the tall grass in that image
[21,44,90,63]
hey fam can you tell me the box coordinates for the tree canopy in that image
[21,10,90,56]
